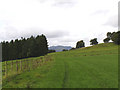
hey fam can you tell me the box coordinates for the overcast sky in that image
[0,0,119,47]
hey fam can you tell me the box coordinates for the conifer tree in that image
[2,34,48,61]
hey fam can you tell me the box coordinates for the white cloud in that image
[104,15,118,28]
[0,0,119,47]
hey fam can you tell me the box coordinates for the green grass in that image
[2,43,118,88]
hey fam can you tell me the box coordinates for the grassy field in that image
[2,43,118,88]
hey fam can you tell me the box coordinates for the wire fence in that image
[2,55,53,78]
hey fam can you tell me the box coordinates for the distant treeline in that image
[2,34,48,61]
[1,31,120,61]
[75,31,120,49]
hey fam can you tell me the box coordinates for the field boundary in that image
[2,55,53,79]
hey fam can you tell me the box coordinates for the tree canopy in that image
[76,40,85,48]
[2,34,48,61]
[104,31,120,45]
[111,31,120,45]
[90,38,98,45]
[103,38,110,43]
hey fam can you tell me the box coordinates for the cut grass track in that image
[2,43,118,88]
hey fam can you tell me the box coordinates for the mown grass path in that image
[62,62,69,88]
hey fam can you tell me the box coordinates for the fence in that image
[2,55,53,78]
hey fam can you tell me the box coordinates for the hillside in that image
[2,43,118,88]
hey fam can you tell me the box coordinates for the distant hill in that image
[48,45,72,52]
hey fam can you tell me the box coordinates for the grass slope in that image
[2,43,118,88]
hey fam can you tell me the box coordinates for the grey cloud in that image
[37,0,48,3]
[59,38,75,43]
[103,15,118,28]
[0,27,21,41]
[0,26,69,42]
[46,30,69,38]
[7,28,42,39]
[61,39,75,42]
[22,28,44,38]
[53,0,77,7]
[0,27,43,42]
[119,3,120,29]
[91,10,110,16]
[38,0,78,7]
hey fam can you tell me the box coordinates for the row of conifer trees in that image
[2,34,48,61]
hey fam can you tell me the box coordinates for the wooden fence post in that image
[27,60,30,71]
[11,60,13,72]
[28,60,30,71]
[16,61,18,74]
[37,59,38,67]
[25,60,27,71]
[40,57,43,66]
[26,60,28,70]
[39,59,41,66]
[20,60,22,71]
[35,60,37,68]
[24,60,26,71]
[32,60,34,70]
[3,63,5,76]
[5,61,7,77]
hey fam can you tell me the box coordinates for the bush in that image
[103,38,110,43]
[76,40,85,48]
[111,31,120,45]
[90,38,98,45]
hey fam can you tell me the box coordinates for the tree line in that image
[1,31,120,60]
[2,34,48,61]
[75,31,120,49]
